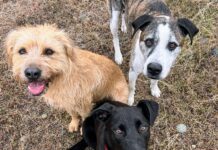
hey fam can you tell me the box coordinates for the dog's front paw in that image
[68,118,80,132]
[121,23,127,33]
[128,95,135,106]
[115,52,123,65]
[151,87,161,98]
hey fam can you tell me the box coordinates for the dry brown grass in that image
[0,0,217,150]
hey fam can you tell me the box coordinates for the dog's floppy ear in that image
[92,102,116,121]
[5,30,19,66]
[64,38,75,61]
[177,18,199,45]
[93,103,115,150]
[132,14,153,37]
[67,114,102,150]
[64,105,115,150]
[95,121,106,150]
[82,103,115,149]
[137,100,159,126]
[56,30,76,61]
[82,115,98,148]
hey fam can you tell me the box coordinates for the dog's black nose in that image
[147,63,162,76]
[25,68,41,80]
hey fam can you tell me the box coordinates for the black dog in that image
[68,99,159,150]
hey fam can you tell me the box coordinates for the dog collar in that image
[105,145,108,150]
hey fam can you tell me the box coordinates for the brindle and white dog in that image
[107,0,199,105]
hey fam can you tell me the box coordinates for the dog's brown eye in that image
[18,48,27,55]
[145,38,154,48]
[139,126,148,133]
[44,48,54,56]
[114,129,123,135]
[168,42,178,51]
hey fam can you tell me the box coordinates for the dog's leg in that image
[121,13,127,33]
[150,79,161,98]
[68,112,80,132]
[128,69,139,105]
[110,80,129,104]
[110,9,123,64]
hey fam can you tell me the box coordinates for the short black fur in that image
[178,18,199,45]
[132,14,154,37]
[68,98,159,150]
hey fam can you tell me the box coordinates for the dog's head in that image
[82,100,159,150]
[5,24,75,96]
[132,15,199,79]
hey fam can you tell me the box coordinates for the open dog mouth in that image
[27,81,47,96]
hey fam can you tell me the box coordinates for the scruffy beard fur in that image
[5,24,129,132]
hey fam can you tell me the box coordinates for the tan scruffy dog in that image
[5,24,129,132]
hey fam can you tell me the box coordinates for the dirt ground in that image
[0,0,217,150]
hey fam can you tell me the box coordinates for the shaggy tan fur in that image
[5,24,129,132]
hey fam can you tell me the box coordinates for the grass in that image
[0,0,217,149]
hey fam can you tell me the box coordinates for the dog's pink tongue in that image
[28,82,45,96]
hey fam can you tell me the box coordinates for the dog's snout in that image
[25,68,41,80]
[147,63,162,77]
